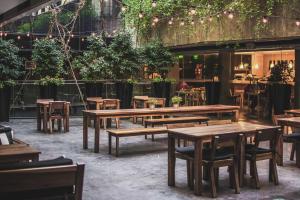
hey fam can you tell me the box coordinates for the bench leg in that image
[152,124,155,141]
[145,123,148,139]
[116,137,119,157]
[108,134,112,154]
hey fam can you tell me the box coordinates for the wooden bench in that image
[144,116,209,128]
[107,127,167,156]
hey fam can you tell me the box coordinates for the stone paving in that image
[4,118,300,200]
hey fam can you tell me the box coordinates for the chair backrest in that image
[103,99,120,109]
[49,101,66,115]
[209,133,243,161]
[253,129,281,153]
[36,99,54,103]
[207,120,232,126]
[0,164,85,200]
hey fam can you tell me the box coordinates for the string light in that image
[200,19,204,24]
[49,34,53,38]
[17,35,21,40]
[153,16,159,23]
[71,34,74,38]
[228,12,234,19]
[190,8,196,15]
[262,16,268,24]
[151,1,157,8]
[296,20,300,27]
[209,16,213,22]
[4,33,7,37]
[168,20,173,25]
[121,6,127,12]
[180,21,185,26]
[26,32,30,37]
[138,12,144,18]
[151,22,156,26]
[81,37,85,42]
[91,32,96,37]
[0,32,2,37]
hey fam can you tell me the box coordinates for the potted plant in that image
[147,98,158,109]
[267,62,293,115]
[73,35,112,98]
[171,96,182,108]
[0,39,24,121]
[140,41,175,106]
[107,32,141,108]
[32,38,65,100]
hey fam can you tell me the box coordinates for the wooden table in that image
[86,97,120,110]
[285,109,300,116]
[83,105,240,153]
[132,96,149,123]
[167,122,281,196]
[0,145,40,164]
[277,117,300,167]
[36,100,70,133]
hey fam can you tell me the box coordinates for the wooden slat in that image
[145,116,209,123]
[107,127,167,136]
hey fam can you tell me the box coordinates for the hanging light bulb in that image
[153,16,159,23]
[81,37,85,42]
[168,20,173,25]
[223,10,228,15]
[217,14,220,18]
[35,37,38,41]
[4,32,7,37]
[26,32,30,37]
[209,16,213,22]
[138,12,144,18]
[121,6,127,12]
[296,20,300,27]
[190,8,196,15]
[262,16,268,24]
[17,35,21,40]
[151,1,157,8]
[180,21,185,26]
[191,20,195,25]
[0,32,2,37]
[49,34,53,38]
[151,22,156,26]
[228,12,234,19]
[200,18,204,24]
[91,32,96,37]
[71,34,74,38]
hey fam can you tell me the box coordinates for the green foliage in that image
[107,32,142,80]
[0,39,24,88]
[32,38,65,85]
[123,0,288,39]
[72,35,113,80]
[35,76,64,86]
[147,98,158,105]
[268,62,293,83]
[171,96,183,104]
[140,40,174,78]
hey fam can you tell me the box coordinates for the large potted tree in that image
[107,32,141,108]
[268,62,293,115]
[0,39,24,121]
[73,35,112,98]
[32,38,65,100]
[141,41,175,106]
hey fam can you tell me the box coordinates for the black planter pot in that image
[0,86,11,122]
[205,81,221,105]
[39,85,58,100]
[152,81,171,106]
[115,82,133,109]
[270,83,292,115]
[85,82,103,98]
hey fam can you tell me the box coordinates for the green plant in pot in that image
[267,62,293,115]
[0,39,24,121]
[147,98,158,109]
[73,34,112,98]
[171,96,182,108]
[32,38,65,100]
[106,32,141,108]
[140,40,175,106]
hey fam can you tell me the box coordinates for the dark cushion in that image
[0,125,13,145]
[175,146,194,156]
[283,133,300,142]
[245,144,272,154]
[0,156,73,170]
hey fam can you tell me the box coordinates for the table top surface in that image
[285,109,300,114]
[86,98,120,103]
[0,145,41,156]
[83,104,240,116]
[133,96,149,101]
[168,122,279,138]
[36,100,70,105]
[277,117,300,123]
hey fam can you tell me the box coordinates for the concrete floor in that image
[4,118,300,200]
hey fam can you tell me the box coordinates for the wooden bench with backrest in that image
[107,127,167,157]
[0,157,85,200]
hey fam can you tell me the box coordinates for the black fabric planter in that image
[152,82,171,106]
[205,82,221,105]
[115,82,133,109]
[39,85,58,100]
[269,83,292,115]
[0,86,11,122]
[85,82,103,98]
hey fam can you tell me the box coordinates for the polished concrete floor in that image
[5,118,300,200]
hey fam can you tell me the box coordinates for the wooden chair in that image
[36,99,54,131]
[244,129,280,189]
[273,114,298,161]
[48,101,67,133]
[175,133,241,198]
[229,90,243,109]
[0,163,85,200]
[102,99,120,129]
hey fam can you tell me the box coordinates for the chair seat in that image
[175,146,234,161]
[283,133,300,142]
[245,144,273,154]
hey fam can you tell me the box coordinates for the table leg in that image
[66,104,70,132]
[234,110,239,122]
[168,134,176,186]
[83,114,88,149]
[276,129,283,166]
[194,139,203,196]
[43,106,47,133]
[94,116,100,153]
[239,135,245,187]
[133,100,137,123]
[296,142,300,168]
[37,105,41,131]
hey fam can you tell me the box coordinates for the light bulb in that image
[296,20,300,26]
[152,1,157,8]
[153,16,159,23]
[139,12,144,18]
[209,16,213,22]
[200,19,204,24]
[81,38,85,42]
[49,34,52,38]
[168,20,173,25]
[262,16,268,24]
[4,33,7,36]
[228,12,234,19]
[27,32,30,37]
[91,32,96,36]
[180,21,185,26]
[191,20,195,25]
[190,8,196,15]
[17,35,21,40]
[121,6,127,12]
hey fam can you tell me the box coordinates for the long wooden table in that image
[0,145,40,164]
[36,100,70,133]
[277,117,300,167]
[167,122,281,196]
[83,105,240,153]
